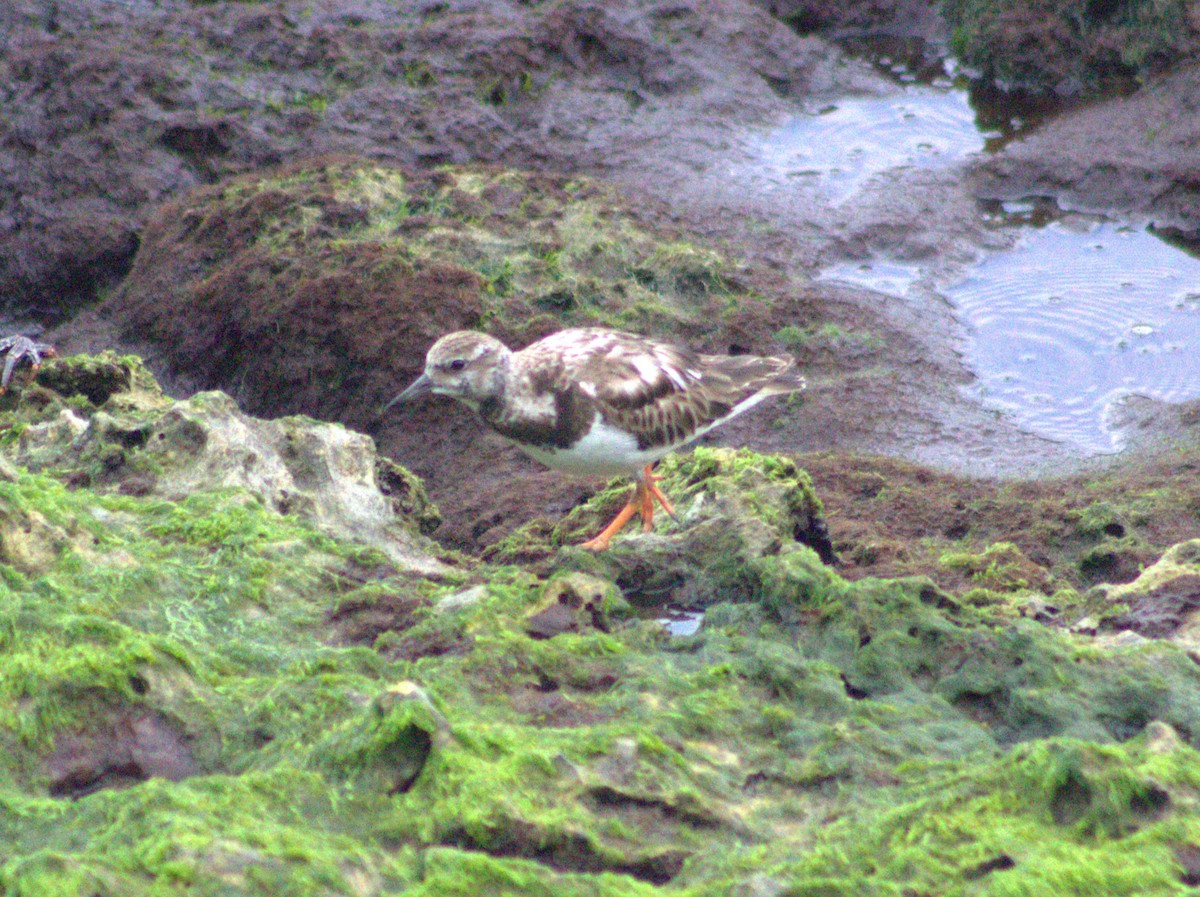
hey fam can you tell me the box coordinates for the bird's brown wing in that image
[555,331,799,451]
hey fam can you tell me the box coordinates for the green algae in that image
[734,731,1200,895]
[489,446,826,576]
[137,158,747,344]
[943,0,1197,96]
[5,364,1200,893]
[938,542,1052,594]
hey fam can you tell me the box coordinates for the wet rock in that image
[547,448,830,608]
[326,591,431,648]
[526,573,626,639]
[943,0,1199,96]
[47,711,198,799]
[0,0,820,313]
[6,355,448,575]
[972,63,1200,232]
[95,160,486,428]
[1094,540,1200,649]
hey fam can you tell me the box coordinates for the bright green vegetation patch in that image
[4,387,1200,893]
[0,472,370,778]
[747,733,1200,895]
[776,322,883,356]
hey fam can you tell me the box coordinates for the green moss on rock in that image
[6,363,1200,894]
[98,159,767,427]
[943,0,1200,96]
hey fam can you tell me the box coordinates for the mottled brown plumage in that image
[386,327,806,549]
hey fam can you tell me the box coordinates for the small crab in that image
[0,334,57,395]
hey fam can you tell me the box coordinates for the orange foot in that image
[580,464,676,551]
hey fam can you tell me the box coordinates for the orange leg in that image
[643,468,675,524]
[581,464,676,551]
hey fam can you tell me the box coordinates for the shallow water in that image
[945,220,1200,452]
[753,76,1200,455]
[745,85,986,204]
[657,609,704,638]
[823,219,1200,452]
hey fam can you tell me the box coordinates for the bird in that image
[385,327,805,550]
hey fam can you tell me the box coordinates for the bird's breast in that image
[516,418,673,476]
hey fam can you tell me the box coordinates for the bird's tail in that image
[701,352,806,395]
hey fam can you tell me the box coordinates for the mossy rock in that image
[943,0,1199,96]
[98,159,764,426]
[3,354,447,574]
[6,357,1200,894]
[491,447,833,606]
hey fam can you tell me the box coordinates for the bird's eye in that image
[448,359,467,371]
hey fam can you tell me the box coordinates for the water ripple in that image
[947,222,1200,452]
[742,88,987,204]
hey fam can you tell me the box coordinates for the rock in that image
[146,393,448,575]
[0,0,820,313]
[326,592,432,649]
[46,710,199,799]
[525,572,626,639]
[0,496,78,578]
[1145,720,1184,754]
[541,447,831,608]
[0,452,19,483]
[372,681,452,736]
[943,0,1200,96]
[434,584,489,613]
[971,63,1200,231]
[7,355,448,576]
[1094,539,1200,650]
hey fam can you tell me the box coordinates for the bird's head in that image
[385,331,511,412]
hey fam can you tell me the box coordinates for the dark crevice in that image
[587,784,721,829]
[443,827,687,886]
[965,854,1016,880]
[1050,771,1092,826]
[794,513,837,565]
[841,673,868,700]
[386,726,432,795]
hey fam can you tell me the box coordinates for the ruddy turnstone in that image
[386,328,805,550]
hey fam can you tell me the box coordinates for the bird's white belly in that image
[516,420,673,476]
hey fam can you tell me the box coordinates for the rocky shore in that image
[3,0,1200,893]
[1,353,1199,894]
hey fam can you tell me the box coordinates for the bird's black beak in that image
[382,373,432,413]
